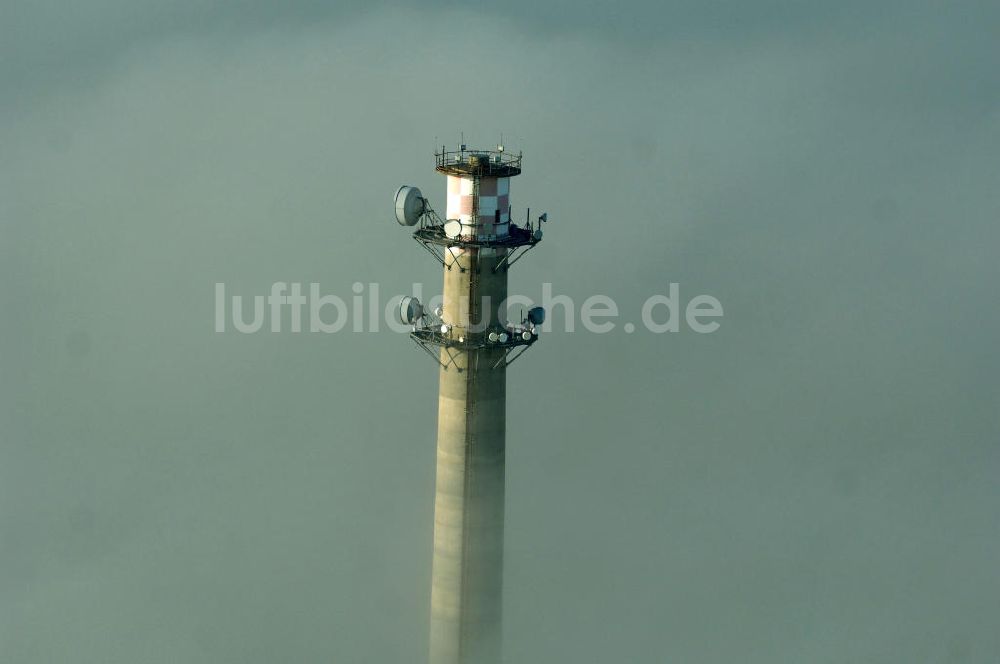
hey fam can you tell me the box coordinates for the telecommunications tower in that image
[393,144,547,664]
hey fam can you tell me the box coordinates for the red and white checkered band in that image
[446,176,511,238]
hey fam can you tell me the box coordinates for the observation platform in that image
[411,327,537,351]
[435,148,522,178]
[410,325,538,370]
[413,221,540,250]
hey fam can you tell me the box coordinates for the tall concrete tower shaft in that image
[431,247,508,663]
[396,147,545,664]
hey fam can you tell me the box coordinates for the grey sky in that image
[2,2,999,662]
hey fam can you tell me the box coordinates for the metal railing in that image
[434,147,523,175]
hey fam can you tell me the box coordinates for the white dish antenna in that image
[399,296,423,324]
[394,185,425,226]
[444,219,462,239]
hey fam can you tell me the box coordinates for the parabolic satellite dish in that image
[394,186,425,226]
[399,296,423,324]
[527,306,545,326]
[443,219,462,239]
